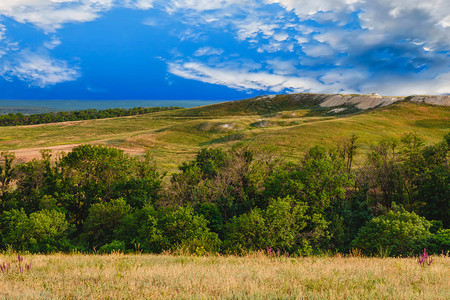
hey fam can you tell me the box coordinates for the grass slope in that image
[0,96,448,172]
[0,253,448,299]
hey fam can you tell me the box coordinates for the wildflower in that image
[417,249,433,267]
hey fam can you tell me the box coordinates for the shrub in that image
[98,240,126,254]
[419,229,450,255]
[163,206,221,252]
[196,203,224,237]
[82,198,132,249]
[134,204,165,253]
[224,207,267,252]
[351,205,432,256]
[0,209,71,253]
[147,206,221,253]
[224,196,321,254]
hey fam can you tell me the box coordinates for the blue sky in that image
[0,0,449,102]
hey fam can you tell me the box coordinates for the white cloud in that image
[0,0,154,32]
[0,24,6,41]
[0,0,114,32]
[266,58,299,75]
[194,47,224,56]
[266,0,359,18]
[0,0,448,94]
[43,37,61,49]
[273,32,289,42]
[123,0,154,10]
[302,43,335,57]
[164,0,242,13]
[268,0,450,50]
[1,51,80,87]
[235,18,278,41]
[168,60,344,93]
[360,72,450,96]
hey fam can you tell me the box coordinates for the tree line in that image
[0,133,448,256]
[0,106,181,127]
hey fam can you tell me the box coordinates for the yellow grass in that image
[0,253,448,299]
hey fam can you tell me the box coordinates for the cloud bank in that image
[0,0,448,95]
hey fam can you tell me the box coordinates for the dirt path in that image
[9,143,146,163]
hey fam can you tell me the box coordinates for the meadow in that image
[0,253,449,299]
[1,95,448,173]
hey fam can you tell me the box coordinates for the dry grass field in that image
[0,253,449,299]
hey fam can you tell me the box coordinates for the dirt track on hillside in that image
[9,143,145,163]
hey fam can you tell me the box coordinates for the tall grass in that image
[0,253,448,299]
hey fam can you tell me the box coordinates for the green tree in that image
[415,135,449,226]
[169,147,278,219]
[265,145,352,214]
[364,138,405,208]
[0,152,15,210]
[157,206,221,253]
[0,209,71,253]
[224,196,324,254]
[351,205,432,256]
[82,198,133,249]
[58,145,136,230]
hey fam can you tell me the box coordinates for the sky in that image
[0,0,449,102]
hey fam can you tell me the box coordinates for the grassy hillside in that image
[0,95,448,172]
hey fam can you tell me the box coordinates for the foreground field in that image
[0,254,449,299]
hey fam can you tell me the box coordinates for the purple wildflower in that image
[417,249,433,267]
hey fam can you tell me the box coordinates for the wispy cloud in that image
[43,38,61,50]
[194,47,224,56]
[168,60,341,93]
[0,0,154,32]
[1,50,80,87]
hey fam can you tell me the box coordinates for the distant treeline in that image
[0,133,448,256]
[0,106,182,126]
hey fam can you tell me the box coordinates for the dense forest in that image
[0,133,448,256]
[0,106,181,126]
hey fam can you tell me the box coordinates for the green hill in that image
[0,94,448,172]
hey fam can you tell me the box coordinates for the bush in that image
[351,205,432,256]
[134,204,165,253]
[82,198,132,249]
[162,206,221,252]
[196,203,224,237]
[419,229,450,255]
[98,240,126,254]
[140,206,221,253]
[224,196,321,254]
[224,207,266,252]
[0,209,71,253]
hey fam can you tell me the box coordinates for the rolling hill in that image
[1,93,448,173]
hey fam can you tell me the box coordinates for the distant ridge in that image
[264,93,450,110]
[177,93,450,117]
